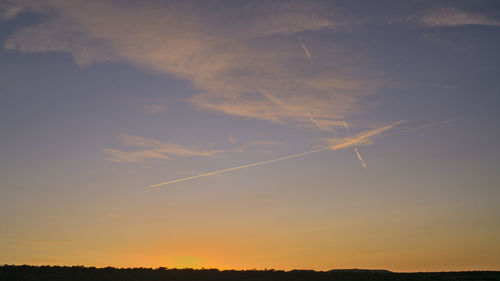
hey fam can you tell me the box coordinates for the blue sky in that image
[0,0,499,271]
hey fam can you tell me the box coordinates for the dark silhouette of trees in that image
[1,265,499,281]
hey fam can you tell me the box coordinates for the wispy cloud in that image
[105,134,218,163]
[151,147,329,187]
[421,7,500,27]
[0,0,26,21]
[144,105,168,115]
[3,0,378,129]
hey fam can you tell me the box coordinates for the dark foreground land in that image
[1,265,499,281]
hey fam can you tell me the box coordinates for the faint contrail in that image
[353,147,367,168]
[297,36,312,59]
[375,116,465,140]
[259,88,326,132]
[343,121,367,168]
[151,147,328,187]
[152,121,402,187]
[307,113,327,131]
[151,117,463,187]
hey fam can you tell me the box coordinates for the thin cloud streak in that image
[106,134,218,163]
[342,121,366,168]
[353,147,367,168]
[421,7,500,27]
[297,36,312,59]
[151,116,464,186]
[329,120,405,150]
[150,117,465,187]
[151,120,405,187]
[151,147,328,187]
[307,113,326,131]
[144,105,168,115]
[375,116,465,139]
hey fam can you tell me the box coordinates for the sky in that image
[0,0,499,272]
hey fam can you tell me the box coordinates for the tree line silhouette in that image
[1,265,499,281]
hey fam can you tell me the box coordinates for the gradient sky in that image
[1,0,500,272]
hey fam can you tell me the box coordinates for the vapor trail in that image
[151,117,463,187]
[151,121,401,187]
[343,121,367,168]
[297,36,312,59]
[307,113,326,131]
[353,147,367,168]
[375,116,465,140]
[151,147,328,187]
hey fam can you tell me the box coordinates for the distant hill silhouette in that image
[328,269,392,273]
[1,265,499,281]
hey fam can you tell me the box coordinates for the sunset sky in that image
[1,0,499,272]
